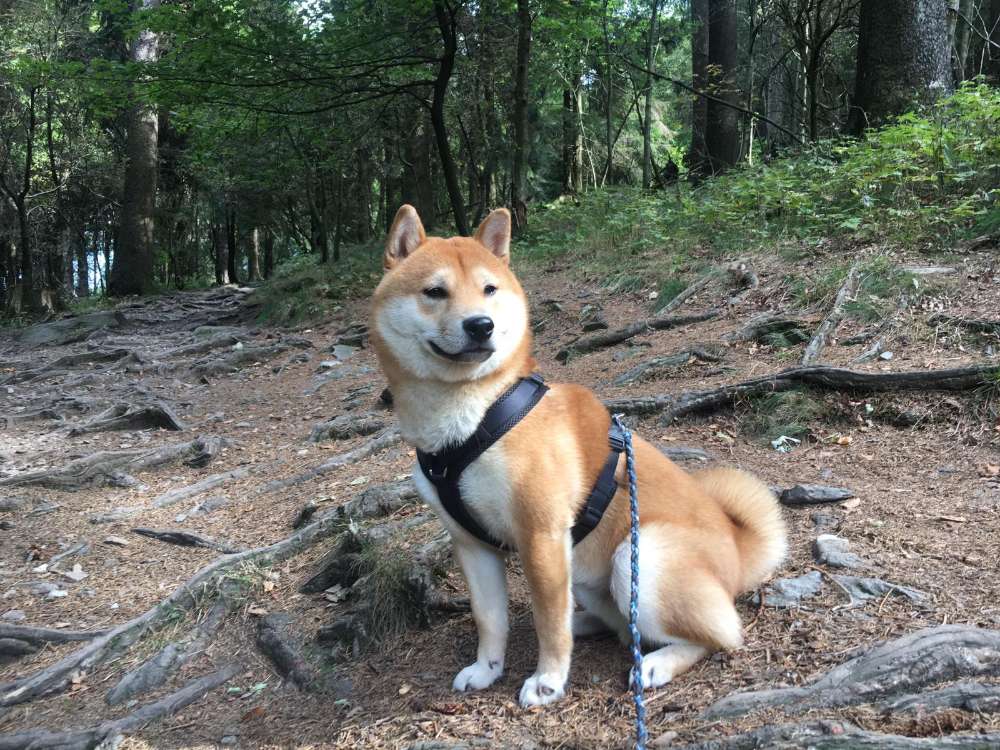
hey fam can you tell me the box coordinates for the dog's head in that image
[371,205,530,384]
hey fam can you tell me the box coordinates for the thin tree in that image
[641,0,662,189]
[511,0,531,232]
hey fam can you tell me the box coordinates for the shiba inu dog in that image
[370,205,787,708]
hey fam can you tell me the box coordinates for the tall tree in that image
[511,0,531,232]
[704,0,741,172]
[641,0,661,189]
[686,0,710,175]
[847,0,953,134]
[109,0,161,296]
[431,1,469,236]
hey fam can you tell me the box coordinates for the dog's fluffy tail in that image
[696,467,787,592]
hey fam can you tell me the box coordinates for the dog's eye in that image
[483,284,497,297]
[423,286,448,300]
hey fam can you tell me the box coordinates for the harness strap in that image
[571,420,626,545]
[416,374,625,550]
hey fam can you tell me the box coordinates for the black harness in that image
[416,374,625,551]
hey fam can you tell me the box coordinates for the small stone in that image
[1,609,26,622]
[46,589,68,599]
[0,520,13,531]
[331,345,358,361]
[813,534,867,569]
[103,536,130,547]
[780,485,855,506]
[31,581,61,596]
[652,731,679,747]
[811,512,842,534]
[579,303,609,332]
[60,564,89,583]
[753,571,824,608]
[879,351,894,360]
[220,736,238,746]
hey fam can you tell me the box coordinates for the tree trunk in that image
[685,0,710,176]
[953,0,974,81]
[985,0,1000,81]
[763,21,794,151]
[573,79,584,193]
[211,220,228,286]
[226,208,239,283]
[247,227,262,282]
[75,231,88,298]
[848,0,953,134]
[642,0,662,189]
[431,1,469,236]
[109,0,161,297]
[511,0,531,233]
[704,0,741,172]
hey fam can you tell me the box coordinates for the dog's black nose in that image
[463,315,494,343]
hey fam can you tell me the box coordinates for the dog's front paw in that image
[452,659,503,692]
[518,672,566,707]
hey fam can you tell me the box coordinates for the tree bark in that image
[247,227,262,282]
[225,207,239,283]
[686,0,710,176]
[431,1,469,235]
[642,0,662,189]
[848,0,953,134]
[705,0,741,172]
[109,0,161,297]
[511,0,531,232]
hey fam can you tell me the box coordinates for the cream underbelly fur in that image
[370,204,788,709]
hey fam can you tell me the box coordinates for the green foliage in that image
[252,245,381,326]
[519,83,1000,284]
[741,389,829,443]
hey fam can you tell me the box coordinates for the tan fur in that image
[371,205,787,702]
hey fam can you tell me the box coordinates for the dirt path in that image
[1,248,999,749]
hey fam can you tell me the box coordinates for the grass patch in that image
[740,389,829,444]
[353,539,430,644]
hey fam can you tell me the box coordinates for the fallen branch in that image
[68,402,186,436]
[0,663,241,750]
[702,625,1000,719]
[604,364,1000,422]
[675,720,1000,749]
[802,262,861,365]
[657,269,718,315]
[0,501,349,707]
[132,528,244,554]
[556,310,720,363]
[262,429,401,493]
[0,436,225,490]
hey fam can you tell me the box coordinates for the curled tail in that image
[696,467,787,592]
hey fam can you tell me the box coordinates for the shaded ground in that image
[1,243,999,749]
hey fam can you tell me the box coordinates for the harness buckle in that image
[608,432,626,453]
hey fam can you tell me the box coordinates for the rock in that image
[1,609,26,622]
[813,535,867,569]
[31,581,61,596]
[46,589,68,599]
[810,512,842,534]
[780,485,855,506]
[292,500,319,529]
[15,310,127,347]
[651,731,679,748]
[753,571,824,608]
[59,564,89,583]
[331,345,358,361]
[830,574,927,605]
[0,497,28,512]
[0,521,12,531]
[317,612,371,655]
[103,536,130,547]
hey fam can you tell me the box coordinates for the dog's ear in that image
[384,205,426,270]
[474,208,511,265]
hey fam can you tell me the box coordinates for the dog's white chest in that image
[412,445,517,546]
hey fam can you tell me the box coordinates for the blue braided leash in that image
[612,413,647,750]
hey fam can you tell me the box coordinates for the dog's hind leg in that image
[451,540,509,692]
[572,583,628,641]
[609,525,743,690]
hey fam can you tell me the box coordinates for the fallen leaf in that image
[241,706,266,722]
[978,464,999,478]
[836,435,853,446]
[842,498,861,510]
[398,683,412,696]
[429,702,465,715]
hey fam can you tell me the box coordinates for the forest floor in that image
[1,238,1000,749]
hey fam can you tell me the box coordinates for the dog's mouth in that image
[428,340,495,364]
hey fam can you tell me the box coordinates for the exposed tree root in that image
[262,429,401,493]
[0,624,108,645]
[12,310,128,348]
[189,342,304,378]
[675,720,1000,749]
[612,346,725,386]
[658,269,719,315]
[2,349,133,385]
[105,597,229,706]
[156,332,246,360]
[702,625,1000,719]
[556,310,720,363]
[335,479,418,520]
[256,613,316,690]
[151,466,252,508]
[802,262,861,365]
[68,402,186,436]
[604,364,1000,422]
[0,663,241,750]
[929,313,1000,336]
[883,681,1000,714]
[0,503,348,707]
[308,412,387,442]
[132,528,244,554]
[723,313,812,344]
[0,436,225,490]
